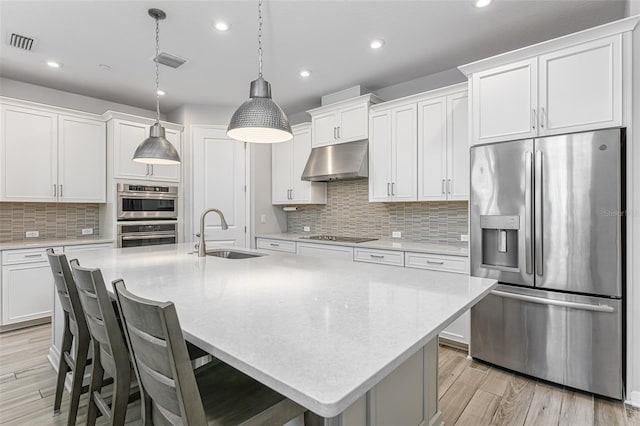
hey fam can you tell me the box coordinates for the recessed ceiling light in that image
[157,89,166,96]
[215,21,230,31]
[370,39,385,49]
[47,60,61,68]
[299,70,311,78]
[475,0,493,7]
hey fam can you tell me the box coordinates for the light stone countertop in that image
[257,233,469,257]
[69,243,495,417]
[0,237,115,251]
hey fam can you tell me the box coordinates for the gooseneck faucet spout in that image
[198,208,229,257]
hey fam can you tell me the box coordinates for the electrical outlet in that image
[460,234,469,242]
[392,231,402,238]
[260,214,267,224]
[303,226,311,232]
[82,228,94,235]
[25,231,39,238]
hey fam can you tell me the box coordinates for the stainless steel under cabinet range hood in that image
[301,140,368,181]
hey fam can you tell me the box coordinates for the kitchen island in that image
[48,243,496,425]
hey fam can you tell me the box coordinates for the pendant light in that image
[133,8,181,165]
[227,0,292,144]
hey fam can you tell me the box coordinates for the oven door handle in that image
[121,234,176,241]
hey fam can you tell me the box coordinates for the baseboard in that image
[438,337,469,352]
[626,390,640,408]
[0,317,50,333]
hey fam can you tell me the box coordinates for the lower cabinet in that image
[1,247,62,326]
[296,242,354,261]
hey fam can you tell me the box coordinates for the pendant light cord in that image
[155,15,161,124]
[258,0,263,78]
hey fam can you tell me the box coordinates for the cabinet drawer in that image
[256,238,296,253]
[296,242,353,261]
[2,247,63,265]
[404,252,468,274]
[354,248,404,266]
[64,243,113,253]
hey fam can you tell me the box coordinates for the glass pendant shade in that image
[227,77,293,143]
[133,123,180,165]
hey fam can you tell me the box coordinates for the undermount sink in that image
[206,250,263,259]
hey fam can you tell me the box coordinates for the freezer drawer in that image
[471,285,622,399]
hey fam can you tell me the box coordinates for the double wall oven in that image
[116,183,178,248]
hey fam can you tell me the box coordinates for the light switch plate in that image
[460,234,469,242]
[260,214,267,224]
[303,226,311,232]
[392,231,402,238]
[82,228,94,235]
[25,231,39,238]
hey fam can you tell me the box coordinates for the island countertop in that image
[69,243,496,417]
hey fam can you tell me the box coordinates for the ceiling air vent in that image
[7,32,38,51]
[153,52,187,69]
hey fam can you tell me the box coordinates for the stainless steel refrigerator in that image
[469,128,625,399]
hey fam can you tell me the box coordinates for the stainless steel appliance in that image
[470,128,625,399]
[117,183,178,220]
[300,235,378,243]
[117,221,178,248]
[301,140,368,181]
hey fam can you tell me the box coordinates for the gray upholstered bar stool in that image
[46,248,92,426]
[114,280,308,426]
[70,260,141,425]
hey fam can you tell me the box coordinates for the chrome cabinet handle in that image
[447,179,451,194]
[333,127,337,139]
[525,151,533,275]
[540,107,546,129]
[59,184,63,197]
[491,290,615,313]
[442,179,445,194]
[387,183,390,196]
[535,150,544,276]
[53,184,57,197]
[150,165,154,176]
[337,126,340,139]
[24,254,43,258]
[269,243,280,247]
[146,164,150,176]
[370,254,385,259]
[391,182,395,196]
[427,260,444,265]
[532,108,536,129]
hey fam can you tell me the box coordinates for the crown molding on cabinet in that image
[101,110,183,131]
[369,82,467,112]
[0,96,102,121]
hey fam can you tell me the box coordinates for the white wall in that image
[0,77,161,118]
[625,0,640,408]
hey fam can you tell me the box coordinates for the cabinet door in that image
[417,97,447,201]
[1,105,57,201]
[113,119,151,180]
[472,58,538,144]
[539,34,622,135]
[338,103,368,143]
[447,92,470,200]
[272,139,292,204]
[149,128,181,182]
[311,111,338,147]
[390,104,417,202]
[291,126,313,203]
[2,262,53,324]
[58,115,106,202]
[368,110,392,202]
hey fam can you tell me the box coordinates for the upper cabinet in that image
[460,16,637,145]
[0,100,106,202]
[106,113,182,182]
[272,123,326,204]
[308,94,381,148]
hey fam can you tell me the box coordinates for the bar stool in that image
[114,280,308,425]
[46,249,91,426]
[70,260,141,425]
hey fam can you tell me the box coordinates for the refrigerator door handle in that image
[491,290,615,313]
[525,151,533,275]
[535,150,544,276]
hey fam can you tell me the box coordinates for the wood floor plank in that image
[625,405,640,425]
[490,374,536,426]
[594,397,627,426]
[440,366,488,425]
[438,352,469,398]
[523,382,563,426]
[559,390,594,426]
[480,366,513,397]
[454,389,499,425]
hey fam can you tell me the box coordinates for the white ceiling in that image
[0,0,627,115]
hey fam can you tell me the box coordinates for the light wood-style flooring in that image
[0,324,638,425]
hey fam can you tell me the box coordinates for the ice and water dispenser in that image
[480,215,520,269]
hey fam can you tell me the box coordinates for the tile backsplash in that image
[0,203,100,242]
[287,179,468,243]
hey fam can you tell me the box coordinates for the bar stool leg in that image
[66,333,90,426]
[54,314,72,415]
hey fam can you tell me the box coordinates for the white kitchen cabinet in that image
[368,103,417,202]
[417,90,469,201]
[354,247,404,267]
[272,123,326,205]
[108,115,182,182]
[308,94,381,147]
[467,33,623,144]
[256,238,297,253]
[0,101,106,202]
[1,247,62,326]
[296,242,354,261]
